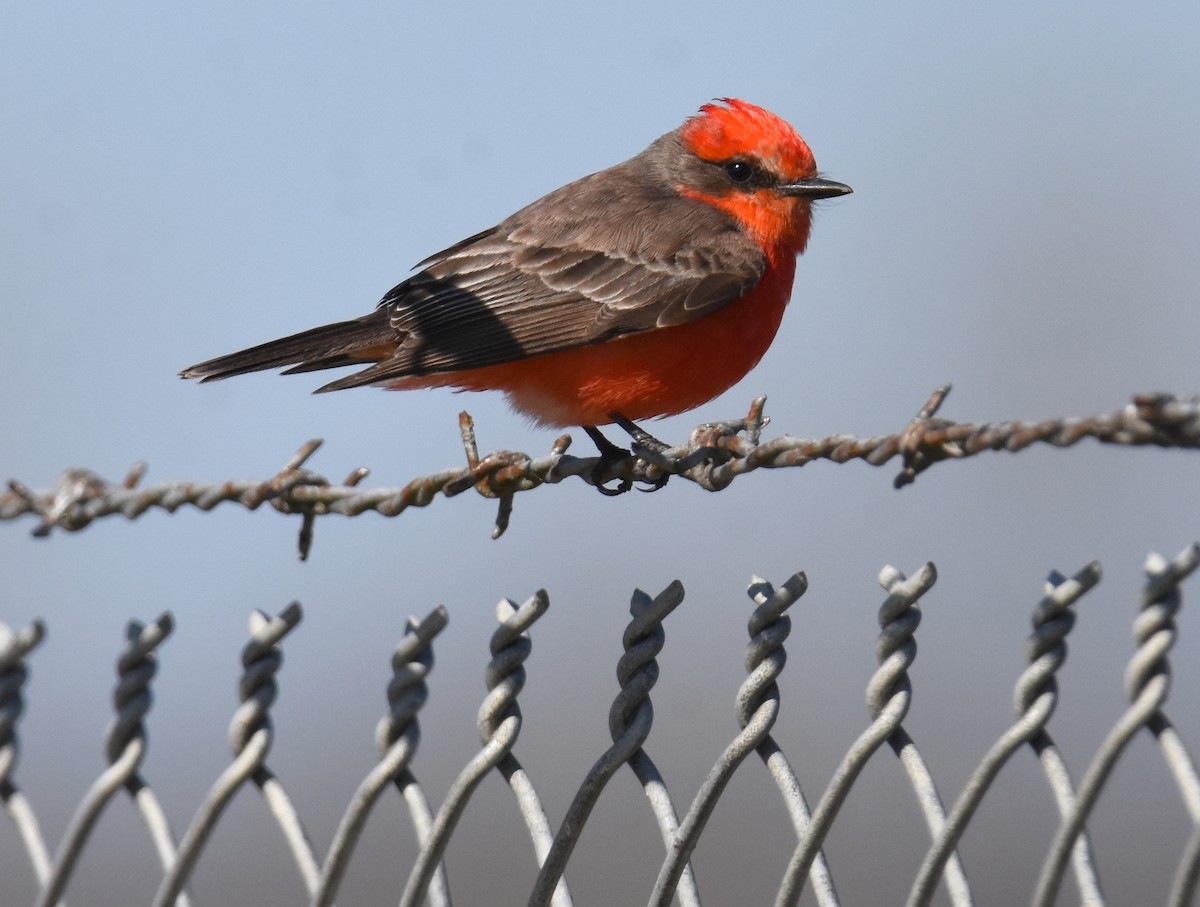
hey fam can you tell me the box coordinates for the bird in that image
[181,99,850,438]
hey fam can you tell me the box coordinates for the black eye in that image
[724,160,754,183]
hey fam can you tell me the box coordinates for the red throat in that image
[680,186,814,257]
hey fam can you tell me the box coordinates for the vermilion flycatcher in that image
[182,99,850,431]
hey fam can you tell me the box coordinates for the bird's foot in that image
[582,418,672,495]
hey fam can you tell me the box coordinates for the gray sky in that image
[3,2,1199,904]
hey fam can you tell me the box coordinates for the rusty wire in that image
[3,389,1199,557]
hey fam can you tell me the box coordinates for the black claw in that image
[609,413,672,493]
[583,425,635,495]
[637,473,671,493]
[596,477,634,496]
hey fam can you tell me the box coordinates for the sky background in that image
[3,2,1199,905]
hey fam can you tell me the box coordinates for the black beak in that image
[777,177,853,199]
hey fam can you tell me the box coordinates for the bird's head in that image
[674,99,850,255]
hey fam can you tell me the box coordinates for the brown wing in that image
[183,132,768,390]
[317,146,766,390]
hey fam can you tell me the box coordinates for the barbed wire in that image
[3,387,1198,558]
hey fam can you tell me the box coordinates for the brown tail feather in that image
[281,354,376,375]
[180,314,396,384]
[313,360,414,393]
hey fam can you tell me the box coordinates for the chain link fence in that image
[3,543,1198,906]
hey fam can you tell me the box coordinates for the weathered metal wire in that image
[484,596,576,907]
[313,605,449,907]
[3,551,1199,905]
[775,562,939,907]
[648,570,829,907]
[36,615,181,907]
[109,617,188,894]
[0,620,51,891]
[400,591,551,907]
[907,562,1103,907]
[742,573,838,907]
[151,603,305,907]
[1032,543,1200,907]
[4,390,1199,555]
[528,582,685,907]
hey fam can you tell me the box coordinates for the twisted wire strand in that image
[618,584,698,907]
[775,562,937,907]
[0,620,51,889]
[111,617,193,907]
[486,593,576,907]
[486,594,576,907]
[873,564,971,907]
[0,621,46,785]
[1032,543,1200,907]
[37,615,176,907]
[312,606,449,907]
[400,591,549,907]
[743,573,840,907]
[906,562,1103,907]
[648,571,826,907]
[5,391,1199,552]
[1139,549,1200,907]
[620,587,707,907]
[152,603,305,907]
[528,581,684,907]
[1024,569,1106,907]
[238,606,325,898]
